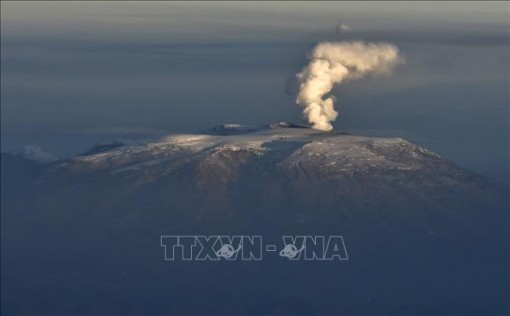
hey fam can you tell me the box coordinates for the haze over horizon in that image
[1,1,508,184]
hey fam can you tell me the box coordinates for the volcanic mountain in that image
[2,122,508,315]
[3,122,505,224]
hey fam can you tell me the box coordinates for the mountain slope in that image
[14,122,503,223]
[2,123,508,315]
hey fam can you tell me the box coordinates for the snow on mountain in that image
[21,122,500,222]
[64,121,443,175]
[2,123,507,316]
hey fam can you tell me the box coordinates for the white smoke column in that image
[296,41,402,131]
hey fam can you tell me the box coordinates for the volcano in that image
[1,123,508,315]
[5,121,503,222]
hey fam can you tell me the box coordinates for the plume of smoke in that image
[296,41,402,131]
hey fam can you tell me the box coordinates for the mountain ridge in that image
[1,123,508,315]
[2,122,502,223]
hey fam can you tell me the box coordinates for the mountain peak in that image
[7,126,504,222]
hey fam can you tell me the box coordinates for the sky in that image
[1,1,509,183]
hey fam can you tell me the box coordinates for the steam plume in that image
[296,41,402,131]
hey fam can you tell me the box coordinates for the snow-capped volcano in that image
[17,122,501,221]
[67,121,441,176]
[2,123,508,316]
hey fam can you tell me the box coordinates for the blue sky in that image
[1,1,508,182]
